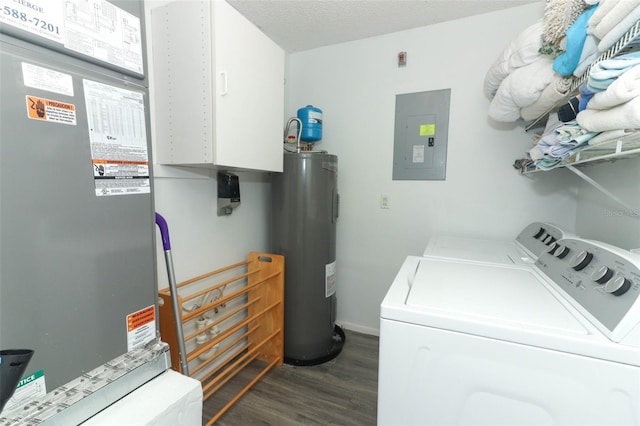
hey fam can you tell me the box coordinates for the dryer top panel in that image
[407,259,585,334]
[424,236,535,266]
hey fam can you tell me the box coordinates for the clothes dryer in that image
[378,238,640,425]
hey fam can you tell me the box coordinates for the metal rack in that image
[158,252,284,426]
[520,132,640,217]
[517,20,640,215]
[520,132,640,173]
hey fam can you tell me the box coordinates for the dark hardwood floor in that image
[203,329,379,425]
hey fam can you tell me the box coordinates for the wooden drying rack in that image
[158,252,284,425]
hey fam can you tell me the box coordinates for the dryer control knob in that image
[591,266,614,284]
[547,242,559,253]
[605,276,632,296]
[555,245,570,259]
[570,250,593,271]
[534,228,546,239]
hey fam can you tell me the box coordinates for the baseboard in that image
[337,321,379,337]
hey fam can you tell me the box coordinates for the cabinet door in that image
[151,1,284,172]
[213,1,284,172]
[151,1,215,166]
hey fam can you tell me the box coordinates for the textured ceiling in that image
[227,0,540,52]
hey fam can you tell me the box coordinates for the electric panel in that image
[393,89,450,180]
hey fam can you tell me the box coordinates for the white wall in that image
[286,3,580,334]
[574,159,640,250]
[152,167,271,287]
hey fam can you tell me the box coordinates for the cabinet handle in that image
[220,71,228,96]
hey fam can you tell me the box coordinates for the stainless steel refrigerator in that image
[271,151,345,365]
[0,0,168,422]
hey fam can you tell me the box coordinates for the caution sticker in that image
[126,305,156,351]
[1,370,47,413]
[25,95,76,125]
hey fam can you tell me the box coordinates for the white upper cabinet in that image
[151,1,285,172]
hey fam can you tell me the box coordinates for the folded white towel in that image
[597,4,640,52]
[510,57,556,107]
[587,0,608,28]
[577,96,640,131]
[489,57,555,122]
[521,75,574,121]
[591,0,640,39]
[483,21,544,99]
[489,80,522,122]
[588,64,640,110]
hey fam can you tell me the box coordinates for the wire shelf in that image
[520,131,640,174]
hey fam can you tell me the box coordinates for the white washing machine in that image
[378,237,640,425]
[424,222,573,266]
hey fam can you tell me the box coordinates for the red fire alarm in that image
[398,51,407,67]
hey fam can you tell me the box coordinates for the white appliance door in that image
[378,318,640,426]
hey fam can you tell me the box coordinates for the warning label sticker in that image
[25,95,76,125]
[83,79,150,196]
[326,261,337,297]
[126,305,156,351]
[1,369,46,413]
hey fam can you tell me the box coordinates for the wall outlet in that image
[380,195,390,209]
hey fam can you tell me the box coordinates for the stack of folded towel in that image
[528,120,599,170]
[526,54,640,170]
[485,0,640,125]
[495,0,640,171]
[484,1,602,122]
[483,21,545,100]
[549,0,640,78]
[540,0,590,55]
[552,4,598,76]
[577,58,640,131]
[485,21,575,122]
[588,0,640,52]
[556,0,640,78]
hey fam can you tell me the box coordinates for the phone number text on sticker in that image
[1,3,63,43]
[25,95,76,125]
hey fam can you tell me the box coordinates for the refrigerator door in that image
[0,33,158,392]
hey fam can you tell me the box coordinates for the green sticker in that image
[419,124,435,136]
[16,370,44,388]
[420,124,436,136]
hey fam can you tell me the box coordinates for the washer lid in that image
[406,258,587,335]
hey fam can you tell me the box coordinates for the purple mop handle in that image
[155,212,171,251]
[154,212,189,375]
